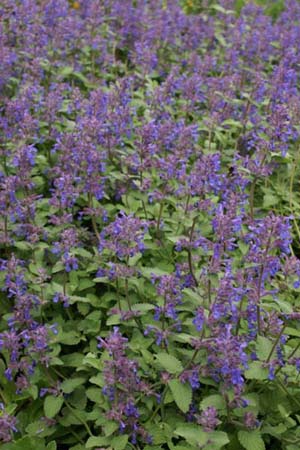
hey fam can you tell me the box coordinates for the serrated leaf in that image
[278,403,291,418]
[52,262,64,273]
[106,314,121,325]
[60,353,84,367]
[285,327,300,337]
[73,248,93,258]
[263,193,278,208]
[13,241,32,251]
[103,421,119,436]
[261,423,287,438]
[44,396,64,418]
[86,387,104,404]
[69,445,87,450]
[78,278,95,291]
[238,431,265,450]
[238,241,249,255]
[200,394,226,411]
[86,436,110,448]
[57,330,81,345]
[26,420,55,438]
[172,333,193,344]
[156,353,183,373]
[142,267,170,278]
[145,423,170,444]
[167,444,192,450]
[131,302,155,312]
[205,431,229,449]
[82,353,102,369]
[61,377,86,394]
[244,361,269,380]
[174,424,207,446]
[256,336,273,361]
[111,434,129,450]
[59,66,74,77]
[1,437,46,450]
[168,379,192,413]
[89,374,103,387]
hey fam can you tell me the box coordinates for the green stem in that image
[287,340,300,360]
[63,398,93,437]
[249,151,268,221]
[187,217,198,287]
[88,193,100,242]
[0,389,8,404]
[69,428,85,445]
[249,175,258,221]
[156,201,164,235]
[146,386,168,423]
[277,378,300,409]
[265,325,286,364]
[141,199,148,220]
[51,367,67,380]
[289,143,300,242]
[235,295,245,336]
[182,326,205,372]
[256,232,272,335]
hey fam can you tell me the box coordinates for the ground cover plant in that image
[1,0,300,449]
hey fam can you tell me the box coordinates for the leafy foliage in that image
[1,0,300,449]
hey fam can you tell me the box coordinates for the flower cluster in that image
[97,328,152,444]
[0,405,18,443]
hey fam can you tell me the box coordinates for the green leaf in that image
[85,436,110,448]
[103,420,119,436]
[205,431,230,449]
[167,444,192,450]
[244,361,269,380]
[200,394,226,411]
[58,66,74,77]
[142,267,171,278]
[89,374,103,387]
[86,387,104,404]
[73,248,93,258]
[51,262,64,273]
[111,434,129,450]
[144,447,164,450]
[82,352,102,370]
[106,314,121,325]
[131,302,155,312]
[238,241,249,255]
[56,330,81,345]
[60,352,84,367]
[168,379,192,413]
[156,353,183,374]
[46,442,57,450]
[1,437,46,450]
[263,193,278,208]
[238,431,265,450]
[13,241,32,251]
[256,336,273,361]
[174,424,207,446]
[285,327,300,337]
[262,423,287,438]
[61,377,86,394]
[278,403,291,419]
[44,396,64,418]
[26,420,55,438]
[78,278,95,291]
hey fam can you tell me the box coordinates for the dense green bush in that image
[1,1,300,449]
